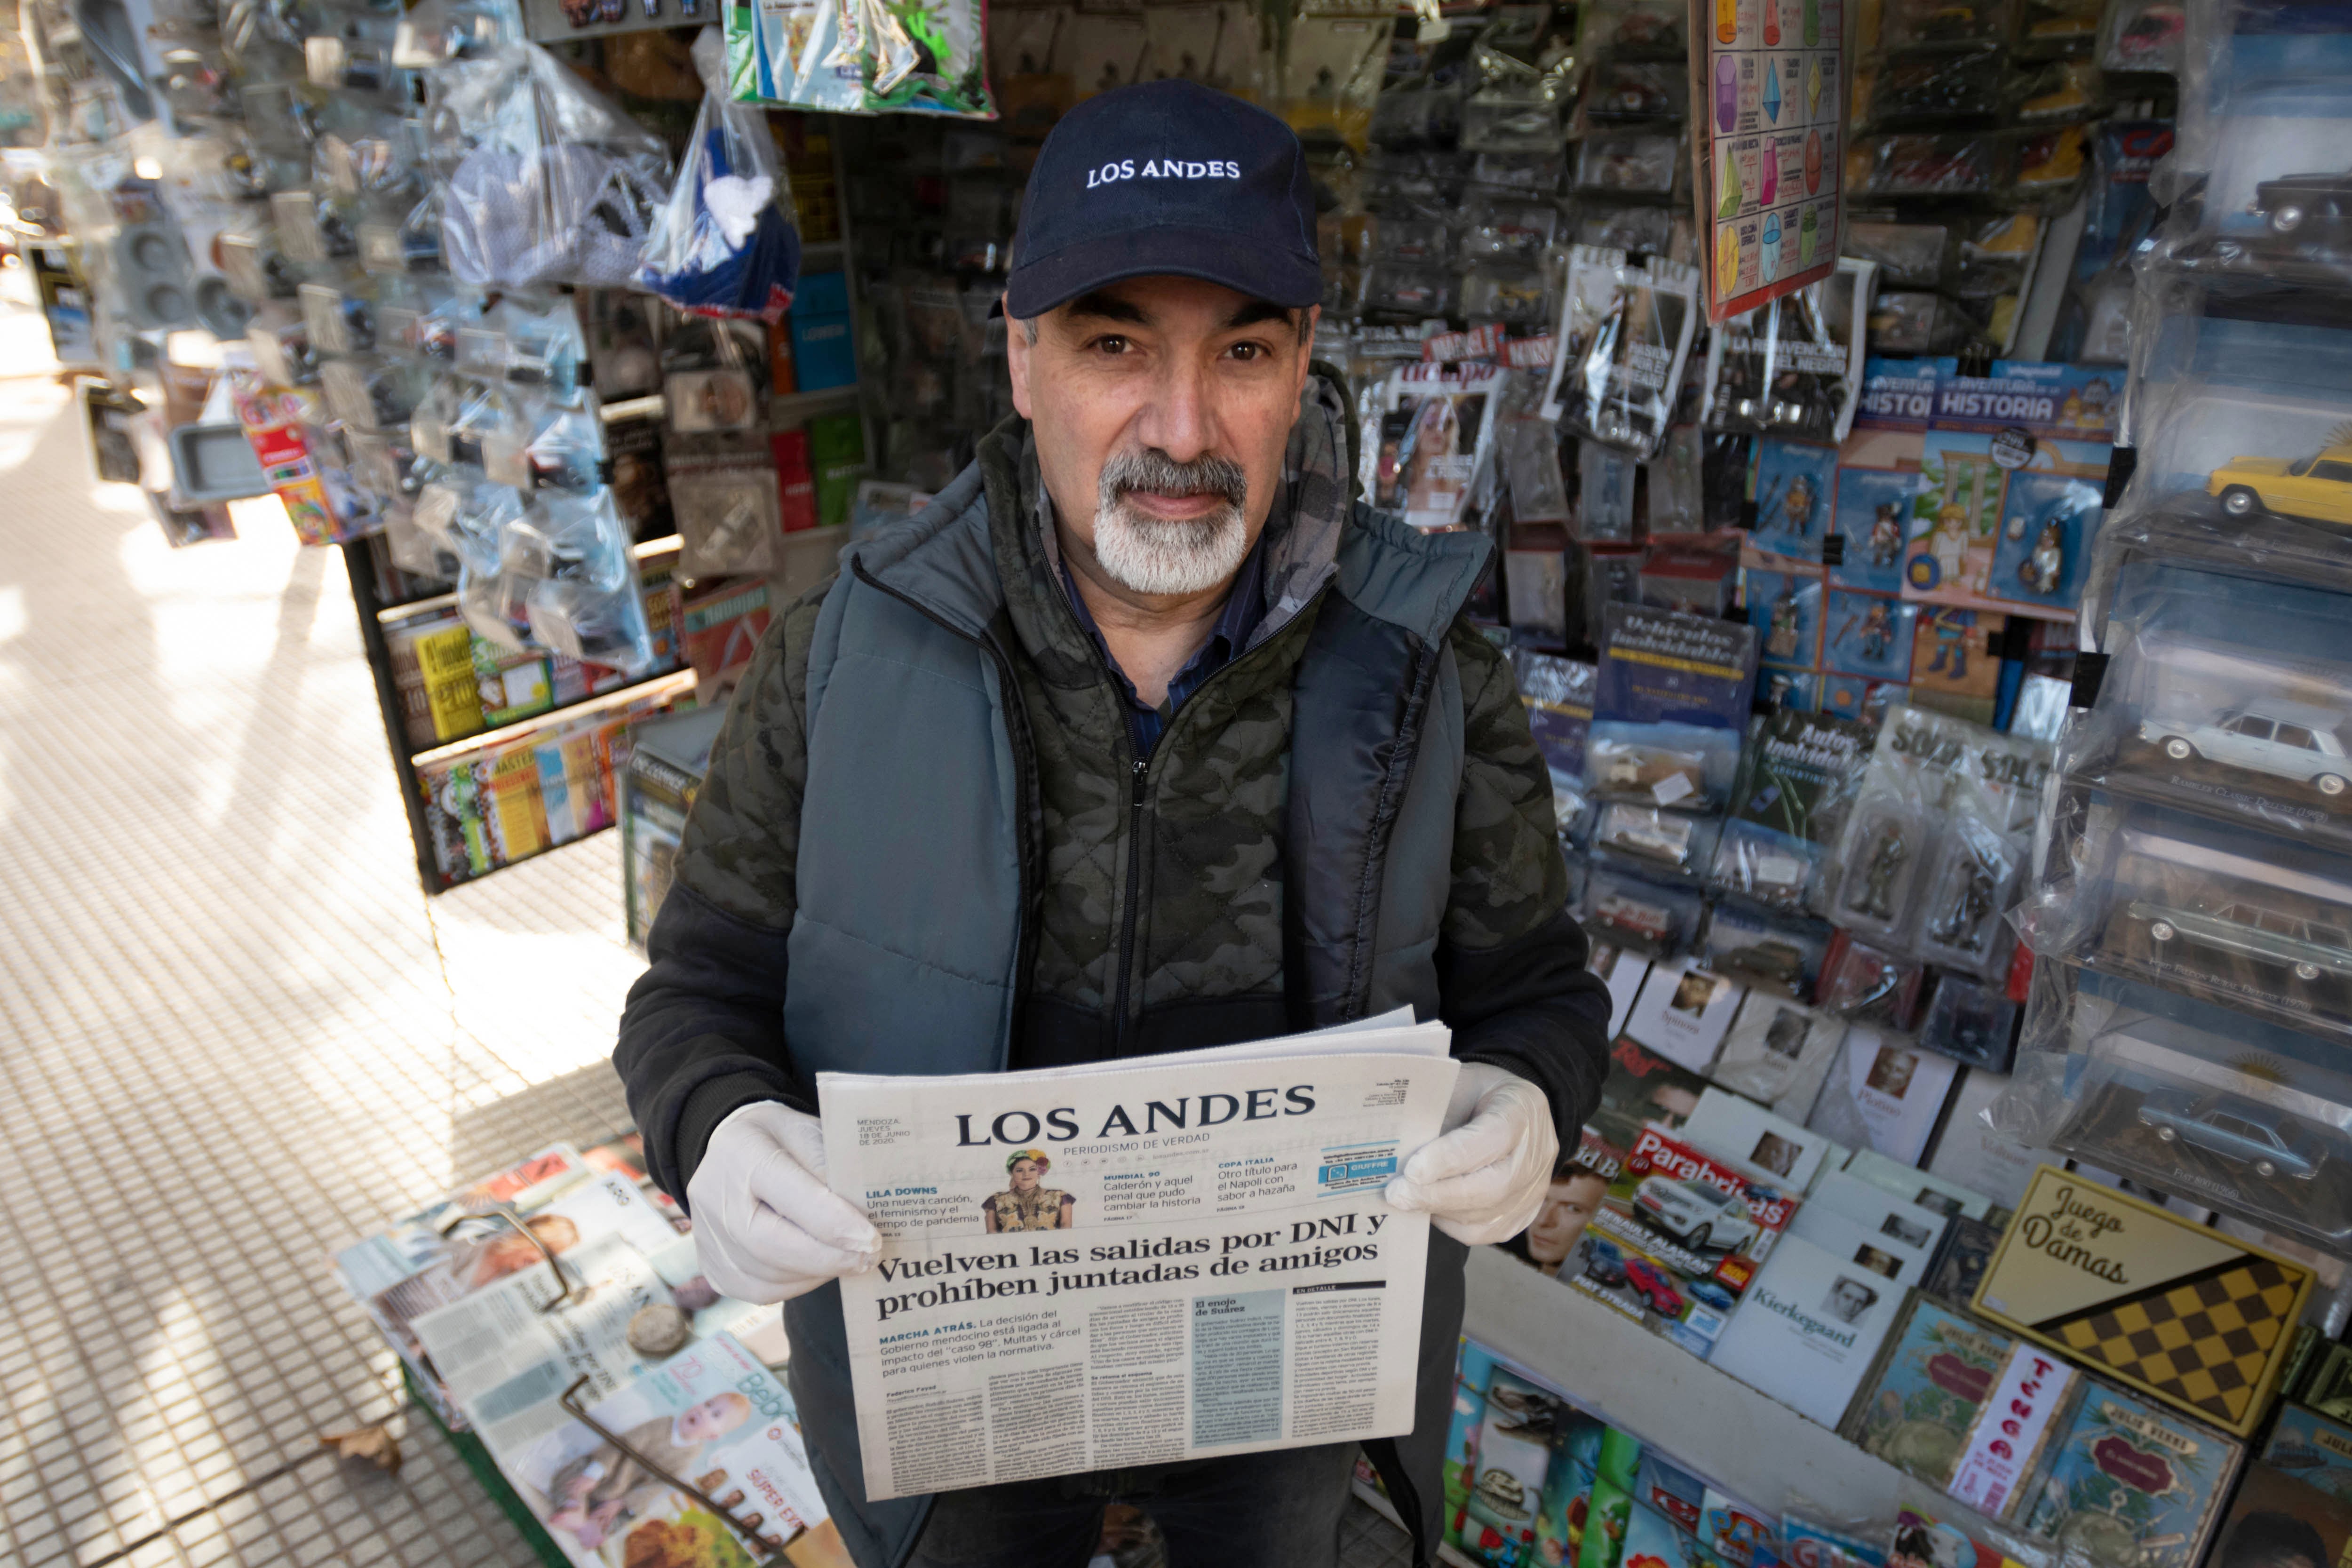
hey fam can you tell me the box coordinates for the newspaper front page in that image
[819,1026,1459,1502]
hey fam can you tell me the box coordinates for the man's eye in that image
[1228,342,1261,361]
[1094,336,1129,355]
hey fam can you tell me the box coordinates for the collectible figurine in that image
[1867,501,1905,566]
[2137,700,2352,798]
[2137,1088,2325,1181]
[1929,849,1999,952]
[1921,609,1973,680]
[2019,517,2065,595]
[1835,599,1896,663]
[1762,470,1819,538]
[2207,436,2352,525]
[1766,588,1805,659]
[1850,826,1910,921]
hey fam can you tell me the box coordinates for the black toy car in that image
[2252,171,2352,246]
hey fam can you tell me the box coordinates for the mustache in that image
[1098,449,1249,510]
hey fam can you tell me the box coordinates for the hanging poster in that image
[1690,0,1845,321]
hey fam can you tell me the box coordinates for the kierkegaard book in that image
[1707,1234,1907,1427]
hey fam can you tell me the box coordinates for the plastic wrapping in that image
[1575,132,1682,195]
[1702,899,1833,997]
[1586,860,1709,955]
[637,31,801,322]
[432,45,674,291]
[1992,960,2352,1249]
[1543,244,1701,459]
[1817,933,1927,1029]
[1711,707,1875,915]
[1596,802,1724,878]
[1702,257,1875,444]
[1861,45,2004,128]
[1363,362,1511,530]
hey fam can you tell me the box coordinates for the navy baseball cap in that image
[1002,80,1321,321]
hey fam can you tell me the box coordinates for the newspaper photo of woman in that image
[981,1149,1075,1232]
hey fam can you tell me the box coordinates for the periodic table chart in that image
[1698,0,1844,320]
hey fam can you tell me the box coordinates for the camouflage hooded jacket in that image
[614,373,1611,1566]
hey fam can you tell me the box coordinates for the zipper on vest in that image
[1112,751,1149,1051]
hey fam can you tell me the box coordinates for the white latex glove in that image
[686,1101,881,1304]
[1383,1062,1559,1246]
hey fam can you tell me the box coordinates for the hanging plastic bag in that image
[857,0,997,117]
[637,29,803,323]
[434,45,675,291]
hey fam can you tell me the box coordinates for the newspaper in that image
[818,1024,1461,1502]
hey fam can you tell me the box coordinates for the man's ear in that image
[1006,294,1034,421]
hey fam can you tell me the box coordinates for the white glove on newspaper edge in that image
[686,1100,882,1305]
[1383,1062,1559,1247]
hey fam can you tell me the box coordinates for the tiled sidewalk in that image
[0,283,1413,1568]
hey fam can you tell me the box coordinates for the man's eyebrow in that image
[1060,291,1152,327]
[1222,299,1296,331]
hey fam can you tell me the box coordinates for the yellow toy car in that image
[2209,444,2352,525]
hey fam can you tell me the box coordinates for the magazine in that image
[1844,1295,2025,1491]
[2020,1387,2242,1568]
[817,1025,1458,1501]
[1364,363,1513,531]
[1805,1028,1959,1165]
[1542,244,1702,460]
[1571,1123,1800,1356]
[509,1331,849,1568]
[1621,960,1745,1074]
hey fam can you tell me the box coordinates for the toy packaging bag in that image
[1543,244,1704,460]
[638,29,803,322]
[1703,257,1878,446]
[1590,604,1761,812]
[1711,707,1875,914]
[1903,361,2118,621]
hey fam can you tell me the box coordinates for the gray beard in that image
[1091,497,1251,596]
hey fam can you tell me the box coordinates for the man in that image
[616,79,1611,1568]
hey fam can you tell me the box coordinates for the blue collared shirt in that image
[1060,542,1268,757]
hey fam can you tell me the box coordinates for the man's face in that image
[1007,276,1319,598]
[1526,1171,1606,1268]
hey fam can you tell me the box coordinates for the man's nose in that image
[1130,355,1215,464]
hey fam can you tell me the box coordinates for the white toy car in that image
[2140,700,2352,797]
[1632,1175,1759,1254]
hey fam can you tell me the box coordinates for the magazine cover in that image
[1597,1033,1713,1129]
[510,1331,847,1568]
[1709,708,1875,915]
[2022,1386,2244,1568]
[1844,1296,2020,1487]
[1707,1234,1907,1426]
[2266,1406,2352,1505]
[1543,244,1703,460]
[2213,1459,2352,1568]
[1458,1368,1579,1565]
[1806,1027,1960,1165]
[1903,362,2117,622]
[1366,362,1513,530]
[334,1145,595,1303]
[1680,1086,1841,1191]
[1710,995,1847,1121]
[1801,1170,1953,1262]
[366,1171,684,1406]
[1590,604,1761,812]
[1621,959,1746,1073]
[1887,1507,2034,1568]
[1573,1122,1801,1355]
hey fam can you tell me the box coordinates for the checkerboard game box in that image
[1971,1165,2313,1438]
